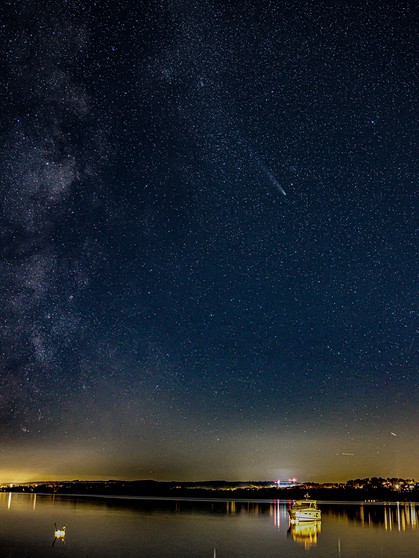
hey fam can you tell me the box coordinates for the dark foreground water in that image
[0,493,418,557]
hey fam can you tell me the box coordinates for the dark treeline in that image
[3,477,418,501]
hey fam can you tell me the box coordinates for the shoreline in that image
[4,491,418,505]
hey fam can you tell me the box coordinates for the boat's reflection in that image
[288,520,321,549]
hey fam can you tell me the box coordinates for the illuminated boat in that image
[54,524,66,539]
[52,524,66,546]
[288,496,321,523]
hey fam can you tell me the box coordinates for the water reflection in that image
[322,502,418,531]
[2,493,418,533]
[288,521,321,550]
[0,493,418,557]
[2,494,418,529]
[6,491,38,510]
[387,502,417,531]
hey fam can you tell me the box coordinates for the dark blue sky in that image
[0,0,417,482]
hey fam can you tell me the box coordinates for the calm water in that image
[0,493,418,557]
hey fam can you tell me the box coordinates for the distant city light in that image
[274,478,298,487]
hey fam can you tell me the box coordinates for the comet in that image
[249,148,287,196]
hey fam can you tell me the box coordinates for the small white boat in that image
[54,527,66,539]
[53,524,66,543]
[288,496,321,523]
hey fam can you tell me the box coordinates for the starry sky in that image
[0,0,417,484]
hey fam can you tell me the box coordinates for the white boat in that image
[52,524,66,546]
[288,496,321,523]
[54,524,66,539]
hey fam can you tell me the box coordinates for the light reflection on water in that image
[322,500,418,531]
[0,493,418,557]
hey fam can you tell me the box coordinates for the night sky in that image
[1,0,417,484]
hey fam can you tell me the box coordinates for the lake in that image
[0,493,417,557]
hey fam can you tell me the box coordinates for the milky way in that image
[1,1,110,436]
